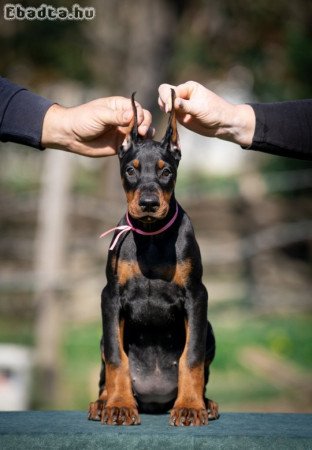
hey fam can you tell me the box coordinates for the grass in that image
[0,312,311,411]
[176,172,240,198]
[207,312,312,411]
[0,318,34,346]
[211,313,312,371]
[59,312,311,410]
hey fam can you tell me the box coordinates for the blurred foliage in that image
[171,0,312,99]
[213,314,312,371]
[1,0,92,84]
[259,154,312,196]
[0,318,34,346]
[176,172,240,197]
[1,0,311,97]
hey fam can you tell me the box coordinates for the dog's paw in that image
[169,406,208,426]
[88,400,106,421]
[205,398,220,420]
[101,406,141,426]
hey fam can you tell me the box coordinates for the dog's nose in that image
[139,196,160,213]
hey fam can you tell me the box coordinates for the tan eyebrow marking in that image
[133,159,140,169]
[158,159,165,169]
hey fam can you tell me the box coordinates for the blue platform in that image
[0,411,311,449]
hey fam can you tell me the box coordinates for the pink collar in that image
[100,203,179,250]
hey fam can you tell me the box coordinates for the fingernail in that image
[148,127,156,138]
[123,111,132,122]
[139,125,148,135]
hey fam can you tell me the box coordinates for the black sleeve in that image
[247,100,312,160]
[0,77,54,149]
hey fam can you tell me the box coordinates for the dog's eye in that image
[126,167,135,176]
[161,168,171,178]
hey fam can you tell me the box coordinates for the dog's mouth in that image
[129,209,169,223]
[139,215,158,224]
[128,203,170,223]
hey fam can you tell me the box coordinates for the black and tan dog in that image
[88,91,219,426]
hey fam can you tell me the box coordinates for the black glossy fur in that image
[89,92,218,426]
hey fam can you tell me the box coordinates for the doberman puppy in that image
[88,90,219,426]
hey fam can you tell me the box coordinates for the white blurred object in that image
[0,344,33,411]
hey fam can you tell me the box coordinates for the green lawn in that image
[212,314,312,371]
[59,313,311,411]
[207,313,311,411]
[0,313,311,411]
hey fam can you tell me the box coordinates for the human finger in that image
[158,83,177,112]
[137,108,154,137]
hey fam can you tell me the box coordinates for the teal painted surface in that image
[0,412,311,449]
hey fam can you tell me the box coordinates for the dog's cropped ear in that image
[118,92,139,159]
[160,89,181,163]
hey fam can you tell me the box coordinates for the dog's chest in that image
[114,239,190,287]
[111,240,188,325]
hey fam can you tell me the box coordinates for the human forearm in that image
[248,100,312,160]
[213,103,256,147]
[0,77,53,149]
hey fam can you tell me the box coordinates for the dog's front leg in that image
[170,286,209,426]
[101,287,140,426]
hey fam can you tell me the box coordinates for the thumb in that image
[175,98,193,115]
[98,107,133,127]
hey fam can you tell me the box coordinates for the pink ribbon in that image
[100,203,179,250]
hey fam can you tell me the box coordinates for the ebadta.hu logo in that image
[3,3,96,21]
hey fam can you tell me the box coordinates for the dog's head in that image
[117,90,181,223]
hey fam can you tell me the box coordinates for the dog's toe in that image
[101,406,140,426]
[170,406,208,426]
[205,398,220,420]
[88,400,106,421]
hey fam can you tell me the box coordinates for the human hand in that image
[158,81,255,147]
[41,96,153,157]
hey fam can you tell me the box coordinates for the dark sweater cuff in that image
[244,102,312,160]
[0,88,53,149]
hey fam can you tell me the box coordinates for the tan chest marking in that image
[112,256,192,287]
[172,259,192,287]
[112,257,141,286]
